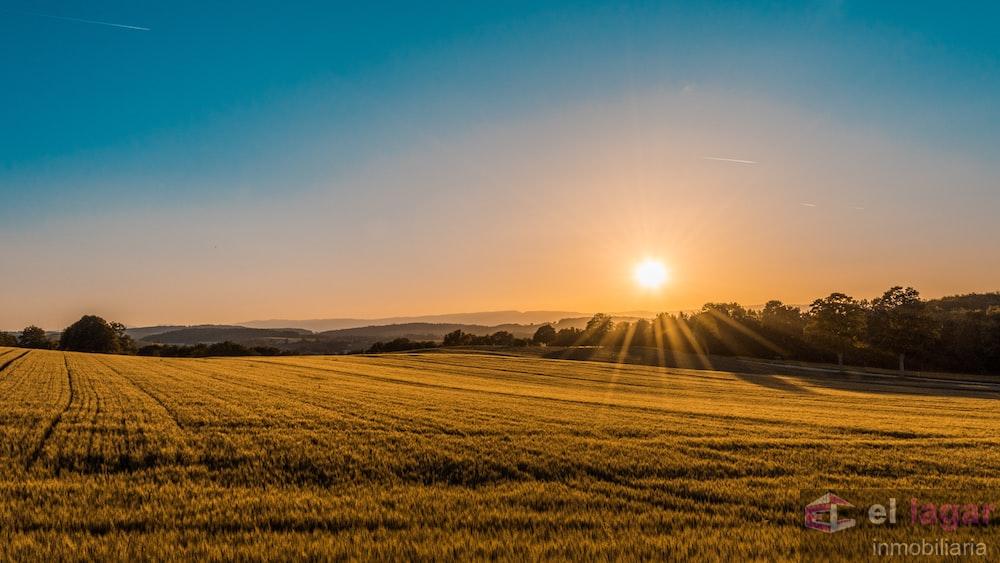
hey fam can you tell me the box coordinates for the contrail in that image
[703,156,758,165]
[21,12,150,31]
[800,202,817,207]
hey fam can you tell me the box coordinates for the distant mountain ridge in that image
[927,292,1000,312]
[37,293,1000,350]
[134,317,664,351]
[126,325,246,340]
[238,311,590,332]
[139,327,312,345]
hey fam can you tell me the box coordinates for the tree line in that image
[4,287,998,373]
[1,316,137,354]
[137,342,287,357]
[521,287,999,373]
[0,315,283,358]
[401,287,999,374]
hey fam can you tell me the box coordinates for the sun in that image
[634,259,669,289]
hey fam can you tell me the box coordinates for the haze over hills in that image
[238,311,593,332]
[56,295,1000,344]
[133,315,675,353]
[124,325,247,340]
[124,310,661,350]
[138,327,313,346]
[137,322,560,352]
[29,293,1000,352]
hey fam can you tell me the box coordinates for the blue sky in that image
[2,1,999,327]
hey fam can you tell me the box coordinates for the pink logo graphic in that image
[805,492,856,533]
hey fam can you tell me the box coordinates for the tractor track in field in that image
[0,350,30,375]
[176,360,397,430]
[24,356,75,471]
[96,358,186,431]
[243,357,858,433]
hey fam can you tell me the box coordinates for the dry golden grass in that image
[0,346,997,560]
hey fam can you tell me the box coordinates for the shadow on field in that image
[731,372,815,394]
[541,346,1000,399]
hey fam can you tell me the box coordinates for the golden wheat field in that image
[0,346,998,560]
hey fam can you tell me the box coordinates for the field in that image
[0,346,998,560]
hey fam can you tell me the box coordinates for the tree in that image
[443,329,467,346]
[552,327,583,347]
[631,319,653,347]
[110,322,137,355]
[60,315,123,353]
[18,326,51,349]
[760,300,806,357]
[690,303,767,357]
[867,286,937,371]
[204,341,261,356]
[761,300,805,336]
[366,338,437,353]
[0,332,18,347]
[584,313,614,345]
[805,293,867,367]
[489,331,515,346]
[531,324,556,345]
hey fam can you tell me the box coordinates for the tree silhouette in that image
[631,319,652,347]
[552,327,583,347]
[443,329,467,346]
[0,332,16,347]
[60,315,124,354]
[584,314,614,345]
[531,324,556,345]
[18,326,51,349]
[805,293,866,367]
[867,286,937,371]
[760,300,806,357]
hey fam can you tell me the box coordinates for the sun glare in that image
[634,259,669,289]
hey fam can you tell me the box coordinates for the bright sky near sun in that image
[2,1,1000,328]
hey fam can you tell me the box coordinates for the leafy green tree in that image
[805,293,867,367]
[18,326,51,349]
[867,286,937,371]
[531,324,556,345]
[60,315,122,353]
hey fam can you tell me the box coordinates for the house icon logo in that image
[805,492,856,533]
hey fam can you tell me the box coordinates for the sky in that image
[1,1,999,329]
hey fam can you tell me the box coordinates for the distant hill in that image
[137,322,545,352]
[293,322,541,354]
[125,325,249,340]
[928,293,1000,312]
[320,322,538,340]
[87,292,1000,354]
[141,327,313,345]
[551,315,665,331]
[240,311,587,332]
